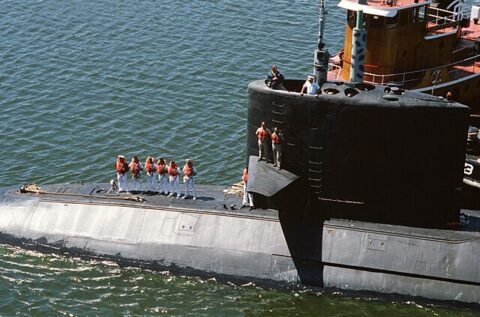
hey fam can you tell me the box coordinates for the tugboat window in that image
[418,6,426,23]
[412,7,418,23]
[347,10,357,28]
[399,10,408,25]
[370,15,384,28]
[386,15,399,28]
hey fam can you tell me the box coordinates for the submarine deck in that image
[5,183,480,240]
[5,183,279,220]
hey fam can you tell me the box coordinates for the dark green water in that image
[0,245,478,316]
[1,0,479,315]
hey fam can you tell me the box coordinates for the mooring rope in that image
[19,183,146,202]
[223,181,244,197]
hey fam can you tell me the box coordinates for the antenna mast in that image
[314,0,330,85]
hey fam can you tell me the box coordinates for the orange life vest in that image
[145,162,155,174]
[242,168,248,182]
[130,162,140,177]
[116,160,123,173]
[257,128,268,140]
[157,163,167,175]
[168,165,178,176]
[116,160,128,174]
[272,132,282,144]
[184,164,193,177]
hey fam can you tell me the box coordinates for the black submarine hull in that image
[1,80,478,304]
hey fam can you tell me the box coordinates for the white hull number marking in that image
[465,162,474,176]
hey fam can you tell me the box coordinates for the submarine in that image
[1,1,479,306]
[1,79,478,304]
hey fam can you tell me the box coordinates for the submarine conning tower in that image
[247,79,469,228]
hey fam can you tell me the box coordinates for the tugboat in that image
[327,0,480,113]
[0,0,479,306]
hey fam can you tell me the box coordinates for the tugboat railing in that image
[426,7,461,32]
[354,54,480,86]
[328,64,343,80]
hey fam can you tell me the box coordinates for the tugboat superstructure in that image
[328,0,480,111]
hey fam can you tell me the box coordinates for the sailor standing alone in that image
[300,75,320,95]
[182,159,197,200]
[116,155,129,193]
[242,167,254,209]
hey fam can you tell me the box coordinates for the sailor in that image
[129,156,144,192]
[168,160,181,198]
[265,65,284,90]
[300,75,320,95]
[242,168,254,209]
[446,91,453,101]
[271,127,283,168]
[182,159,197,200]
[144,156,156,193]
[115,155,129,193]
[156,157,169,195]
[256,121,270,161]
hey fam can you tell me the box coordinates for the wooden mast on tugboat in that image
[328,0,480,116]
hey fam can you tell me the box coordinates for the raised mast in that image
[314,0,330,85]
[349,9,366,82]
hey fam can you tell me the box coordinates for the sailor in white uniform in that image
[145,156,157,192]
[167,160,181,198]
[156,158,169,195]
[182,159,197,200]
[129,156,144,192]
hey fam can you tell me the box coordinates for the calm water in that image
[0,0,478,315]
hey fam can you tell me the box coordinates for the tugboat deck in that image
[461,22,480,41]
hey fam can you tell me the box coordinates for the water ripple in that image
[1,0,342,188]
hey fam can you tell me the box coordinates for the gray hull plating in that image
[323,220,480,303]
[0,185,299,284]
[1,185,480,304]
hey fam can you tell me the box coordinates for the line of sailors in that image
[115,155,197,200]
